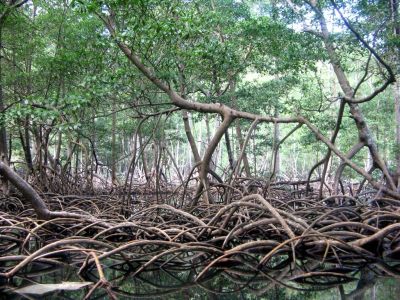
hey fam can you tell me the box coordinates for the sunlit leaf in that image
[14,281,93,295]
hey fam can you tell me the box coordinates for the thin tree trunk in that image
[182,111,201,163]
[224,131,235,171]
[198,117,203,157]
[235,122,251,177]
[205,114,217,172]
[230,80,251,177]
[394,81,400,188]
[0,25,9,194]
[273,107,280,178]
[55,131,62,166]
[182,109,212,204]
[111,98,117,185]
[193,115,234,205]
[19,118,33,174]
[139,134,149,183]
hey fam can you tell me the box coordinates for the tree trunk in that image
[394,80,400,189]
[182,111,201,164]
[314,3,396,191]
[0,25,9,194]
[111,98,117,185]
[0,161,50,218]
[273,107,280,178]
[230,79,251,177]
[235,122,251,177]
[139,134,149,183]
[0,161,103,220]
[391,0,400,188]
[205,114,217,172]
[224,131,235,171]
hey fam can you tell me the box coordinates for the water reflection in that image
[1,262,399,299]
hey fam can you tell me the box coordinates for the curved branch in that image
[330,0,396,104]
[0,162,88,220]
[98,11,300,124]
[300,118,400,199]
[333,141,366,195]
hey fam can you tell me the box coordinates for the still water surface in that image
[1,263,399,299]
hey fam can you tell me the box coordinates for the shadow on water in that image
[1,261,400,300]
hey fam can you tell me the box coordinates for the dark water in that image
[1,262,399,300]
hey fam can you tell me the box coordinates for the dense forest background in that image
[1,1,400,298]
[0,0,399,203]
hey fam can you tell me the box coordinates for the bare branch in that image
[330,0,396,104]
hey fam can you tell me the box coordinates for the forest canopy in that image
[1,0,399,198]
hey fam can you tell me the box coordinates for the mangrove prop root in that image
[0,186,399,292]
